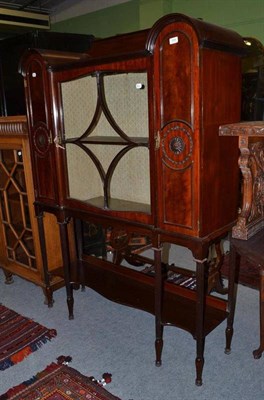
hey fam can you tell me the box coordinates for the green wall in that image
[52,0,264,43]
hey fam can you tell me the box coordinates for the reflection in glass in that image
[81,221,153,270]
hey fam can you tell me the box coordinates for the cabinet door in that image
[59,69,152,223]
[154,22,200,236]
[24,59,58,206]
[0,143,37,269]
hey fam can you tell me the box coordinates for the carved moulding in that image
[0,116,28,136]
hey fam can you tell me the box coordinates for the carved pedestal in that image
[219,121,264,240]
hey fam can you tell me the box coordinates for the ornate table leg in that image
[225,242,239,354]
[253,268,264,359]
[233,138,264,239]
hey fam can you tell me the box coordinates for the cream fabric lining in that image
[61,73,150,206]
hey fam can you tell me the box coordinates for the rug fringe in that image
[0,331,57,371]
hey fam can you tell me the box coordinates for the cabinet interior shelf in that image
[65,136,149,145]
[82,196,151,213]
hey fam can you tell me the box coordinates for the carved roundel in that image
[33,123,51,156]
[161,123,193,170]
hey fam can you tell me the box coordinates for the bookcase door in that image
[60,70,151,216]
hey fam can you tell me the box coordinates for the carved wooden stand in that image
[219,121,264,240]
[220,121,264,359]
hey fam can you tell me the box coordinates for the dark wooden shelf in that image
[65,136,149,145]
[59,256,228,338]
[84,196,151,213]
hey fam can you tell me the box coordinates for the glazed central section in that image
[61,72,150,212]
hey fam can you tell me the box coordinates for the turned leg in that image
[59,219,74,320]
[154,245,163,366]
[195,337,205,386]
[253,267,264,359]
[194,255,208,386]
[37,213,54,307]
[225,242,239,354]
[74,219,86,291]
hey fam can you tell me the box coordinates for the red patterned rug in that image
[0,304,57,371]
[0,356,121,400]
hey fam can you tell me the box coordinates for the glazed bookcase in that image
[0,116,65,302]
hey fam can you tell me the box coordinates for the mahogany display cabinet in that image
[19,14,246,385]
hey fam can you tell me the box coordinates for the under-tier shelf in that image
[62,256,228,338]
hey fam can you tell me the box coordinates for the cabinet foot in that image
[195,356,204,386]
[225,326,233,354]
[3,269,14,284]
[42,286,54,307]
[67,295,74,320]
[253,347,263,359]
[155,338,163,367]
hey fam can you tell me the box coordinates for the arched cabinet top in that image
[19,13,246,75]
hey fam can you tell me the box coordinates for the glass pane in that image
[30,257,36,269]
[62,71,150,212]
[16,150,23,163]
[104,72,149,138]
[62,75,97,140]
[7,249,13,259]
[0,147,36,269]
[6,184,24,236]
[82,222,107,258]
[14,243,28,265]
[0,191,7,221]
[111,147,150,206]
[21,229,34,257]
[66,144,103,202]
[1,150,15,172]
[23,198,31,229]
[0,164,8,189]
[5,225,17,248]
[81,221,153,271]
[13,165,26,192]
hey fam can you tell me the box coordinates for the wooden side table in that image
[230,230,264,358]
[219,121,264,240]
[219,121,264,358]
